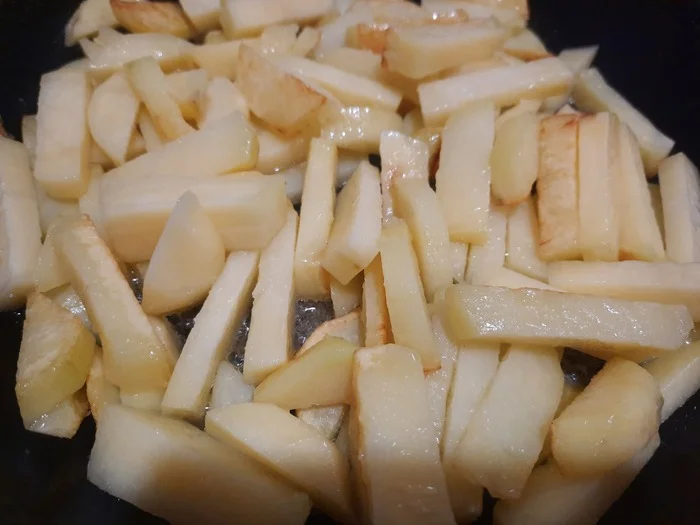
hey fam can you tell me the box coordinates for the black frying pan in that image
[2,0,700,523]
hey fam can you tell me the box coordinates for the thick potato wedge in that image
[53,216,172,392]
[537,114,580,261]
[110,0,195,39]
[330,274,363,317]
[162,252,258,420]
[441,284,693,361]
[243,210,297,386]
[572,68,673,175]
[88,405,311,525]
[505,198,549,282]
[141,192,225,316]
[198,77,250,127]
[65,0,118,46]
[645,341,700,422]
[102,172,287,263]
[658,153,700,263]
[0,138,42,310]
[465,208,508,284]
[221,0,332,38]
[210,361,254,410]
[419,57,573,126]
[35,69,91,199]
[380,219,440,371]
[320,106,402,154]
[551,358,661,476]
[86,348,120,422]
[436,102,494,244]
[206,403,353,523]
[351,345,455,525]
[16,292,96,424]
[361,255,392,346]
[254,336,359,409]
[454,344,563,499]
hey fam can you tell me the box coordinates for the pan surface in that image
[1,0,700,523]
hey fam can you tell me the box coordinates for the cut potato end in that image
[28,389,89,439]
[86,347,120,423]
[210,361,254,410]
[505,198,549,283]
[198,77,250,128]
[482,267,559,291]
[466,207,508,285]
[180,0,221,33]
[361,255,392,346]
[221,0,332,39]
[65,0,118,46]
[320,106,402,154]
[110,0,195,39]
[299,310,362,354]
[330,273,363,317]
[296,405,347,441]
[645,340,700,422]
[426,316,459,444]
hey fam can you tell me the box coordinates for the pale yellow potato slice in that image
[102,173,287,263]
[542,45,599,111]
[393,178,452,301]
[86,347,120,423]
[419,57,573,126]
[110,0,195,39]
[450,242,468,283]
[502,28,550,61]
[537,114,580,261]
[315,47,382,79]
[454,344,562,499]
[321,160,382,284]
[180,0,220,32]
[299,311,362,353]
[28,389,89,439]
[380,219,440,371]
[578,112,619,261]
[572,68,673,175]
[539,382,584,463]
[379,130,430,220]
[436,102,494,244]
[482,267,559,291]
[210,361,254,410]
[505,198,549,282]
[119,389,164,412]
[77,164,106,240]
[33,227,69,293]
[88,405,311,525]
[221,0,332,38]
[658,153,700,262]
[330,274,363,317]
[165,69,209,121]
[254,336,358,409]
[385,22,507,79]
[47,284,93,331]
[237,44,340,136]
[466,207,507,284]
[441,284,693,361]
[294,139,336,300]
[426,316,458,444]
[163,251,258,419]
[35,69,91,199]
[137,110,164,152]
[33,181,80,238]
[206,403,353,522]
[493,436,660,525]
[613,122,665,261]
[551,358,660,477]
[352,345,455,525]
[495,99,541,130]
[53,216,172,392]
[198,77,250,127]
[16,292,95,423]
[125,57,194,141]
[645,340,700,422]
[320,106,402,154]
[189,40,247,80]
[270,54,402,112]
[254,123,310,174]
[141,192,225,316]
[65,0,118,46]
[548,260,700,321]
[297,405,347,441]
[491,111,539,206]
[361,255,392,346]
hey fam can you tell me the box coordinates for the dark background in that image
[1,0,700,523]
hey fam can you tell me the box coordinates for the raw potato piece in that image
[16,293,96,424]
[330,274,363,317]
[645,341,700,422]
[321,161,382,284]
[436,103,495,244]
[493,436,660,525]
[490,111,539,206]
[210,361,254,410]
[320,106,402,154]
[255,336,358,409]
[65,0,118,45]
[162,252,258,420]
[53,216,173,392]
[29,390,89,438]
[35,69,91,199]
[537,114,580,261]
[393,178,453,301]
[86,348,120,422]
[572,68,674,175]
[88,405,311,525]
[455,344,563,499]
[294,139,336,299]
[548,261,700,321]
[613,122,665,261]
[142,192,225,316]
[466,208,508,284]
[658,153,700,263]
[34,183,81,237]
[180,0,220,33]
[299,311,362,353]
[441,284,693,361]
[0,139,42,309]
[551,358,661,477]
[505,198,548,283]
[352,345,456,525]
[110,0,195,39]
[279,152,363,205]
[380,219,440,371]
[221,0,332,38]
[578,112,619,261]
[198,77,250,127]
[419,57,573,126]
[362,255,392,346]
[244,210,298,386]
[206,403,353,523]
[125,57,194,141]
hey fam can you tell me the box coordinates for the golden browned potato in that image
[110,0,195,39]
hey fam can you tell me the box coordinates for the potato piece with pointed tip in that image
[28,389,89,439]
[33,226,69,293]
[16,292,96,424]
[330,274,362,317]
[299,311,362,354]
[86,348,120,423]
[210,361,254,410]
[110,0,195,39]
[362,255,392,346]
[142,191,225,316]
